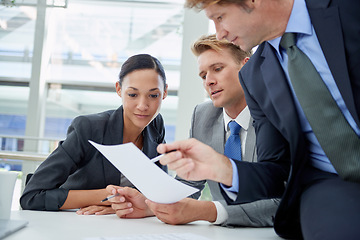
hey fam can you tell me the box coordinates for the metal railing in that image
[0,135,61,191]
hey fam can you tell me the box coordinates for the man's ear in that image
[243,57,250,65]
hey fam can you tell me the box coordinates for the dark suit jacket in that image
[20,106,167,211]
[236,0,360,238]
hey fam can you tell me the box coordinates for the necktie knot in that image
[280,32,296,49]
[228,121,241,136]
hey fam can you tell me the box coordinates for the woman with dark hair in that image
[20,54,168,215]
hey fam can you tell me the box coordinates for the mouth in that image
[211,89,223,96]
[230,37,238,44]
[135,114,149,119]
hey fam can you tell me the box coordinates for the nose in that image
[205,73,216,86]
[137,96,149,111]
[215,23,227,41]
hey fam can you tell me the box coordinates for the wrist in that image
[145,207,155,217]
[198,201,217,222]
[99,188,112,206]
[215,155,233,186]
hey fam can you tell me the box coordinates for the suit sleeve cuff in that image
[45,188,68,210]
[220,159,239,196]
[212,201,228,225]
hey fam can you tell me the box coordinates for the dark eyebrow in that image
[149,88,160,92]
[127,87,160,92]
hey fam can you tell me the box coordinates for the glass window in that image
[0,0,184,151]
[0,5,36,79]
[43,0,183,143]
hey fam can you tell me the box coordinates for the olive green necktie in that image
[280,32,360,183]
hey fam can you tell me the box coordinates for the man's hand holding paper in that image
[157,138,233,186]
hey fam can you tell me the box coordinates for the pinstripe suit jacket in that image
[185,100,280,227]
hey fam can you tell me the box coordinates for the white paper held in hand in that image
[88,140,199,204]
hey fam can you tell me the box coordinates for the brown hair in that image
[191,34,252,65]
[185,0,247,11]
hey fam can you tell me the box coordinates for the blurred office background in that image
[1,0,214,206]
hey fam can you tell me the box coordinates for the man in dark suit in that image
[157,0,360,239]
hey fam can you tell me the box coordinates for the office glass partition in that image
[0,0,183,157]
[0,5,35,79]
[45,0,183,143]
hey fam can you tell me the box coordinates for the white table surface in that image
[8,210,282,240]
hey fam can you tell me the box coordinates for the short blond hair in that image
[191,34,251,65]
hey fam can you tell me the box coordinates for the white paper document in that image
[89,140,199,204]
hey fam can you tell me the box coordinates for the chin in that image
[132,118,150,128]
[212,101,222,108]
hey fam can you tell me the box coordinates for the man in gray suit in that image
[146,34,280,227]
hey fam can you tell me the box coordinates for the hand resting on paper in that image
[145,198,217,225]
[106,185,154,219]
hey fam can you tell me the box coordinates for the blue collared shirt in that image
[227,0,360,193]
[221,107,251,194]
[269,0,360,174]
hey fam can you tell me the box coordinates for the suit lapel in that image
[103,106,124,145]
[209,110,226,154]
[306,0,360,126]
[190,102,228,155]
[102,106,123,185]
[142,126,161,159]
[260,43,301,141]
[244,116,257,162]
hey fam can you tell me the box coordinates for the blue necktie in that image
[224,121,242,161]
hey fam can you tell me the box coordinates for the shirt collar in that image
[223,106,251,132]
[268,0,312,55]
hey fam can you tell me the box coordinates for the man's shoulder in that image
[196,100,214,108]
[194,100,222,115]
[191,101,224,140]
[243,43,266,70]
[240,42,274,88]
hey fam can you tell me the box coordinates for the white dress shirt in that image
[212,106,251,225]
